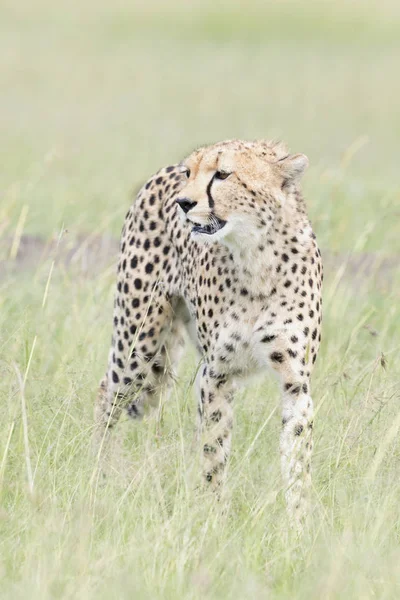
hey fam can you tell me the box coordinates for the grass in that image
[0,1,400,598]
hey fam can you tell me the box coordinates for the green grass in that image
[1,1,400,598]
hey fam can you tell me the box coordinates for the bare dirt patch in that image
[322,250,398,292]
[0,233,119,280]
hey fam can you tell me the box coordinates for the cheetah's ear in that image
[278,153,309,185]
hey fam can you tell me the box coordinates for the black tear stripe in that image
[206,175,215,209]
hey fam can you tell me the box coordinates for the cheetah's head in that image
[176,139,308,247]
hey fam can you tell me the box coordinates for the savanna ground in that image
[1,1,400,598]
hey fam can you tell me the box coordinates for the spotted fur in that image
[95,139,323,529]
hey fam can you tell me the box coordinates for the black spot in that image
[270,352,284,363]
[145,262,154,274]
[285,382,301,394]
[294,423,304,436]
[134,278,142,290]
[112,371,119,384]
[127,404,140,418]
[261,334,276,343]
[210,410,222,422]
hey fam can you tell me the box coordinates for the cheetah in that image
[95,139,323,528]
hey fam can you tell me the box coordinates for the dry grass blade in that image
[12,337,37,496]
[0,421,15,496]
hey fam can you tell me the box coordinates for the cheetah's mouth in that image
[191,216,227,236]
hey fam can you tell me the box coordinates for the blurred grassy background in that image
[0,1,400,598]
[1,0,400,248]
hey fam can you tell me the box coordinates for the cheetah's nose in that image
[176,197,197,214]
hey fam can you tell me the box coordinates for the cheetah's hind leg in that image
[93,285,179,473]
[125,317,187,425]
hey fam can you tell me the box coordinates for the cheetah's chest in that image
[195,303,266,377]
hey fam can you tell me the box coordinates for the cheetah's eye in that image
[185,168,191,178]
[215,171,231,181]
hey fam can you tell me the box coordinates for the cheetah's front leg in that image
[197,365,234,490]
[280,385,314,530]
[260,330,316,530]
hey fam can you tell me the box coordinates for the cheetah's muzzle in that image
[191,216,227,236]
